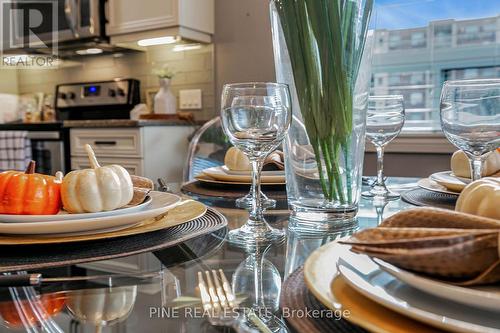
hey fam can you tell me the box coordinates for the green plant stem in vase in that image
[271,0,373,226]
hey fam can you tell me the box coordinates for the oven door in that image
[27,131,65,175]
[8,0,102,49]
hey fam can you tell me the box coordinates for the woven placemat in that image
[153,226,227,268]
[182,180,286,199]
[281,267,366,333]
[402,188,457,210]
[181,180,288,209]
[0,207,227,273]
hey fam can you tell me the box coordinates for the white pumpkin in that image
[66,286,137,327]
[455,177,500,220]
[451,150,500,178]
[224,147,251,171]
[62,144,133,213]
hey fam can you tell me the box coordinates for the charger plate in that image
[305,241,500,333]
[0,206,227,273]
[0,200,206,245]
[331,275,444,333]
[303,240,441,333]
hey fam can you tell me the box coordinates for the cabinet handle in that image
[94,141,117,146]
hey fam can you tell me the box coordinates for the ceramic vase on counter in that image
[154,78,176,115]
[270,0,374,229]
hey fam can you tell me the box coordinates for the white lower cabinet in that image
[71,156,144,175]
[69,126,194,181]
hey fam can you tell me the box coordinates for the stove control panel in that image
[55,79,140,109]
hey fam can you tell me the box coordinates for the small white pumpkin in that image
[224,147,251,171]
[455,177,500,220]
[62,144,133,213]
[451,150,500,178]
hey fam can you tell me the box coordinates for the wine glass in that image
[440,79,500,181]
[221,83,291,244]
[362,95,405,200]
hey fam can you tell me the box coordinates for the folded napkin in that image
[263,151,284,171]
[451,150,500,178]
[224,147,284,171]
[341,208,500,286]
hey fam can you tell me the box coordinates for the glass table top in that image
[0,178,418,333]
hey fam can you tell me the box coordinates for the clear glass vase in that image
[270,0,374,229]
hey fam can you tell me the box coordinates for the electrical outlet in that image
[179,89,202,110]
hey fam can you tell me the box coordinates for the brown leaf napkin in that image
[129,175,155,206]
[263,151,284,171]
[340,208,500,286]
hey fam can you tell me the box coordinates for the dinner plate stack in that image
[196,166,286,186]
[0,191,204,241]
[303,241,500,333]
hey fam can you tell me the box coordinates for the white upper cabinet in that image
[106,0,214,43]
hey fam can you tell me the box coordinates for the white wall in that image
[214,0,276,110]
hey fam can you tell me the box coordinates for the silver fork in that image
[198,269,263,333]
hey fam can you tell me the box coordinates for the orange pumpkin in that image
[0,292,66,328]
[0,161,62,215]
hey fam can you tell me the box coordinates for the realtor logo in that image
[0,0,58,67]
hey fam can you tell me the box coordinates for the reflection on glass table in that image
[0,178,417,333]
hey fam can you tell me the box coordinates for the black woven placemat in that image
[0,207,227,273]
[402,188,457,210]
[281,266,366,333]
[182,180,286,199]
[181,180,288,209]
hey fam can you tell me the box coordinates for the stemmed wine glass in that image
[221,83,291,244]
[440,79,500,181]
[362,95,405,200]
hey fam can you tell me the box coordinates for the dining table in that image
[0,177,421,333]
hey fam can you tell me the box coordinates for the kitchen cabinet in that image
[106,0,214,44]
[70,126,195,182]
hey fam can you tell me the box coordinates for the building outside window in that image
[372,13,500,132]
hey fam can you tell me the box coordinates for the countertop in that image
[0,119,202,130]
[0,121,63,131]
[62,119,201,128]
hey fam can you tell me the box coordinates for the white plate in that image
[0,191,181,235]
[200,166,285,183]
[220,165,284,176]
[0,196,153,223]
[375,258,500,312]
[430,171,470,192]
[417,178,460,196]
[335,244,500,333]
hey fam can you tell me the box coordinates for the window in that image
[388,34,400,49]
[410,92,424,106]
[434,25,452,47]
[411,32,426,47]
[410,72,424,85]
[444,66,500,81]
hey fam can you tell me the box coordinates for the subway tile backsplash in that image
[16,43,215,120]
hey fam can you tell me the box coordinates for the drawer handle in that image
[94,141,117,146]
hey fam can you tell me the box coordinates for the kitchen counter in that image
[62,119,202,128]
[0,121,63,131]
